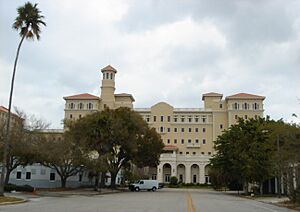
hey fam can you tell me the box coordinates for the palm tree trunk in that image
[0,33,26,196]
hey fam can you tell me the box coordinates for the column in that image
[199,165,205,184]
[157,164,163,183]
[171,163,177,177]
[185,164,191,183]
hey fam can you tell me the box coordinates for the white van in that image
[129,180,159,192]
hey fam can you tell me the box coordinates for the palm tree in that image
[0,2,46,196]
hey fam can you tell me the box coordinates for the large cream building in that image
[63,65,265,184]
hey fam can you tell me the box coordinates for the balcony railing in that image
[186,143,201,148]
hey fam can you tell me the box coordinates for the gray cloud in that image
[0,0,299,128]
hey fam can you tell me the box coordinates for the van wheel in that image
[152,187,157,192]
[135,187,140,192]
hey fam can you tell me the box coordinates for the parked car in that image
[129,180,159,192]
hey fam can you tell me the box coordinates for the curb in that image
[36,190,123,197]
[0,199,28,206]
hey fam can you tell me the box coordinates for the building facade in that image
[63,65,265,184]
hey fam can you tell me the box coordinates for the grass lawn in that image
[0,196,23,203]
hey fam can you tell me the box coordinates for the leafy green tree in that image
[67,107,164,188]
[0,110,47,185]
[210,118,274,195]
[0,2,46,196]
[36,133,86,188]
[265,119,300,202]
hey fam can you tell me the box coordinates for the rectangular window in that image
[174,128,177,132]
[188,117,192,122]
[181,139,184,144]
[165,174,170,183]
[203,128,206,133]
[174,139,177,144]
[31,169,36,175]
[70,114,73,119]
[235,115,238,119]
[186,152,189,155]
[219,104,223,109]
[208,152,211,155]
[188,139,191,143]
[179,152,183,155]
[220,124,223,129]
[188,128,192,132]
[152,174,157,180]
[167,116,171,122]
[26,172,31,180]
[181,128,184,132]
[16,171,21,179]
[245,115,248,120]
[167,139,170,144]
[203,139,206,144]
[146,117,150,122]
[193,152,196,155]
[195,139,199,143]
[195,117,199,122]
[167,128,170,132]
[202,117,206,123]
[153,116,156,122]
[161,116,164,122]
[160,127,164,133]
[174,117,177,122]
[195,128,198,132]
[79,174,83,182]
[50,173,55,181]
[181,117,185,122]
[201,152,205,155]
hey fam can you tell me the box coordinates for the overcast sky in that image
[1,0,299,128]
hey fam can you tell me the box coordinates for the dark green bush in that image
[4,184,34,192]
[170,176,178,185]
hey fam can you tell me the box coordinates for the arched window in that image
[78,103,84,109]
[253,103,259,110]
[243,102,249,110]
[233,103,239,110]
[88,103,93,110]
[69,103,75,109]
[106,73,109,79]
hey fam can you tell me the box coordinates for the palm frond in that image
[12,2,46,40]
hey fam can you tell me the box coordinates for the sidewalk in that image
[221,190,300,211]
[36,187,126,197]
[253,196,289,204]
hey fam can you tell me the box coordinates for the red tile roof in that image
[163,145,178,150]
[101,65,117,73]
[0,106,23,119]
[63,93,100,100]
[202,92,223,100]
[226,93,265,100]
[0,106,9,113]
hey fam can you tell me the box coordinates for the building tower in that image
[100,65,117,109]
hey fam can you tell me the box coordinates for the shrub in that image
[170,176,178,185]
[4,184,34,192]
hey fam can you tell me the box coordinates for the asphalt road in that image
[0,188,296,212]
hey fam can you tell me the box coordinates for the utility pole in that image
[277,135,281,198]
